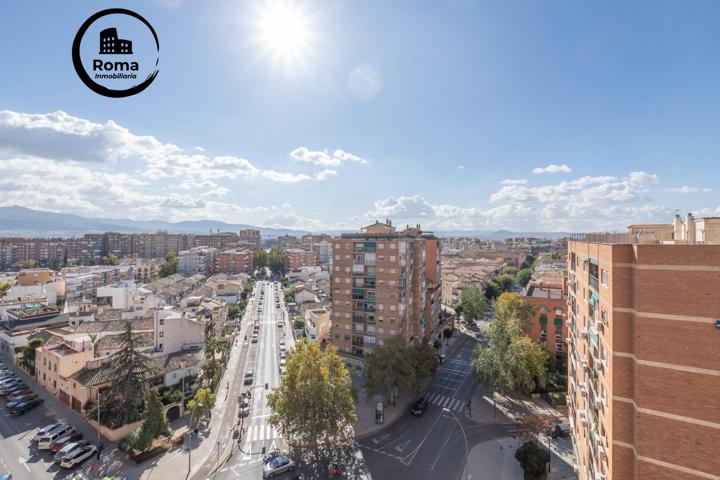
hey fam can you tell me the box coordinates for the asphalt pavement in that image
[358,334,512,480]
[215,281,296,480]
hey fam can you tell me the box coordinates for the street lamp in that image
[442,407,469,480]
[187,401,203,476]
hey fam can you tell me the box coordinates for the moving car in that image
[410,397,429,416]
[10,397,43,415]
[54,440,90,462]
[60,445,97,469]
[244,370,254,385]
[263,455,295,477]
[238,397,250,417]
[50,432,84,452]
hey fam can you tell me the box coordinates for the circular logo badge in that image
[72,9,159,98]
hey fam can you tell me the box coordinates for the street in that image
[358,334,510,480]
[215,281,295,480]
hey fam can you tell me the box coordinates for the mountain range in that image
[0,206,571,239]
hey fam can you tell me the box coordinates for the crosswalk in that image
[245,423,280,443]
[424,392,465,411]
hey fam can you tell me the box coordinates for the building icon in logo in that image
[99,27,132,54]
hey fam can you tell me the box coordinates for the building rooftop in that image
[526,285,565,300]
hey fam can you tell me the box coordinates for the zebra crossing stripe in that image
[450,399,461,411]
[426,392,437,403]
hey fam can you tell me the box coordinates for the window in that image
[555,307,562,315]
[390,243,396,249]
[159,331,164,337]
[159,318,164,325]
[540,305,548,313]
[378,243,384,249]
[378,255,385,261]
[158,343,163,351]
[601,270,609,287]
[390,255,396,262]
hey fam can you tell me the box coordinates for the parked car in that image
[54,440,90,462]
[263,449,283,464]
[37,424,74,449]
[10,398,43,415]
[6,394,38,410]
[436,353,446,364]
[263,455,295,477]
[60,445,97,469]
[251,334,259,343]
[3,386,31,399]
[0,378,23,393]
[50,432,83,452]
[244,370,254,385]
[34,423,68,441]
[410,397,429,416]
[0,474,13,480]
[278,358,286,373]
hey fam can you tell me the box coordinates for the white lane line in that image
[441,397,451,408]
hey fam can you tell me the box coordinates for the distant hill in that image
[0,206,308,238]
[0,206,571,239]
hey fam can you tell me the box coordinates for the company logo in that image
[72,9,159,98]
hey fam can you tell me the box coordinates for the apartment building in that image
[213,249,254,275]
[283,248,319,271]
[567,225,720,480]
[62,265,133,300]
[178,246,218,275]
[330,220,441,368]
[522,266,568,371]
[239,228,262,250]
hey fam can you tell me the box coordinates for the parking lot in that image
[0,360,122,480]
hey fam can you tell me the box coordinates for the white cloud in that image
[627,171,658,184]
[500,179,527,185]
[290,147,368,167]
[532,163,572,174]
[348,65,383,100]
[666,186,713,194]
[458,165,465,170]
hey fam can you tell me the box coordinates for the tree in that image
[253,250,268,272]
[267,249,284,275]
[496,292,535,335]
[268,339,356,449]
[20,338,44,374]
[408,344,439,395]
[364,336,414,404]
[473,296,546,395]
[293,318,305,330]
[503,266,519,276]
[494,273,516,292]
[90,322,159,428]
[227,303,241,318]
[458,286,488,322]
[134,389,170,451]
[515,268,534,288]
[484,281,502,300]
[187,387,215,423]
[0,279,14,296]
[101,254,120,266]
[284,291,295,304]
[515,441,550,479]
[521,254,538,270]
[158,252,178,278]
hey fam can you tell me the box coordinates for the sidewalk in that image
[465,386,577,479]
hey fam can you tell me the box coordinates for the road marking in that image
[371,433,391,444]
[400,410,444,466]
[18,456,30,471]
[394,440,412,452]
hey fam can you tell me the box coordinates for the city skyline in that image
[2,1,719,233]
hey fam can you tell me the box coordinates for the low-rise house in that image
[36,334,95,411]
[304,308,330,345]
[293,285,319,305]
[154,308,206,355]
[0,304,71,358]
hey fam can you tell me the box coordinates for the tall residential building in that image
[567,222,720,480]
[239,228,262,250]
[178,247,218,275]
[330,220,441,369]
[283,249,319,271]
[213,249,254,275]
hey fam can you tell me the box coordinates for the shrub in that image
[515,441,550,479]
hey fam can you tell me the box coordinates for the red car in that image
[49,432,83,452]
[6,389,33,401]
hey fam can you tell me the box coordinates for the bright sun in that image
[253,1,315,70]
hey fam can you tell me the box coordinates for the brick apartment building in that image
[330,220,441,369]
[522,266,568,371]
[239,228,262,250]
[283,248,319,271]
[0,231,250,267]
[213,249,254,275]
[567,214,720,480]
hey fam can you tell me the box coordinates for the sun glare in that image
[253,1,316,70]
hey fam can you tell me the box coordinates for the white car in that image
[263,455,295,477]
[60,445,97,469]
[38,425,75,450]
[33,423,69,442]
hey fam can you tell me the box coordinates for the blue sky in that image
[0,0,718,232]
